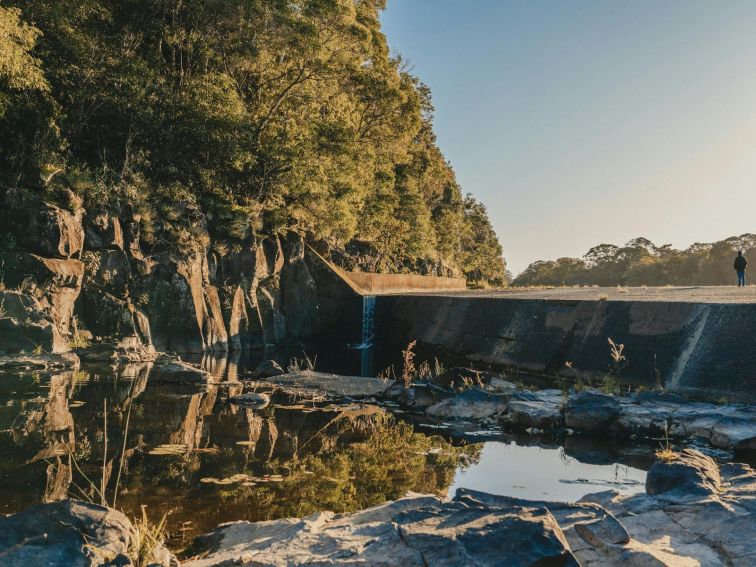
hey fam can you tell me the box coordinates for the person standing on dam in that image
[734,250,748,286]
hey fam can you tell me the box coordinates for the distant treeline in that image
[514,235,756,287]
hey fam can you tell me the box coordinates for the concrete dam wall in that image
[378,292,756,400]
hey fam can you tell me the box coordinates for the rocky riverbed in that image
[387,373,756,454]
[1,448,752,566]
[0,357,754,566]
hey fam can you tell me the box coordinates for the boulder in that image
[645,449,722,502]
[150,356,211,384]
[0,499,174,567]
[426,389,509,419]
[77,336,156,363]
[565,391,621,432]
[251,359,285,378]
[506,390,565,429]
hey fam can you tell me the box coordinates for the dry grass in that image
[401,340,417,389]
[288,353,317,374]
[129,506,171,567]
[655,421,677,462]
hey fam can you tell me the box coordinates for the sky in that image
[381,0,756,274]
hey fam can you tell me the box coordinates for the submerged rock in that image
[0,499,175,567]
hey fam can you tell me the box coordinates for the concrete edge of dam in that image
[375,293,756,401]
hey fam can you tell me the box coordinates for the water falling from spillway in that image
[357,295,376,349]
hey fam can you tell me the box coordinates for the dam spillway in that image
[373,287,756,400]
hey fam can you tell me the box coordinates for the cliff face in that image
[0,197,358,356]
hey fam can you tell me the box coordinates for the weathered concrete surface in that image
[347,271,466,294]
[379,288,756,399]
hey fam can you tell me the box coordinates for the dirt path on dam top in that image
[392,285,756,304]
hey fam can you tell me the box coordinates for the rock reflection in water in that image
[0,357,479,549]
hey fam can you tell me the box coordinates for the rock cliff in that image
[0,196,358,356]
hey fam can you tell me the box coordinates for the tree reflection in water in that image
[0,361,481,550]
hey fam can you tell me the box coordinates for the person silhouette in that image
[734,250,747,287]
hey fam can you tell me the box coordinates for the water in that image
[358,295,376,349]
[0,355,654,554]
[449,441,646,502]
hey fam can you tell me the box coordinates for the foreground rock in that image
[582,449,756,566]
[0,499,175,567]
[186,449,754,566]
[186,492,579,567]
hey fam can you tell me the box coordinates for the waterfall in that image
[358,295,376,349]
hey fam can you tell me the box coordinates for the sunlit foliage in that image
[0,0,505,283]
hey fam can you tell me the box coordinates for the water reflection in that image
[0,359,477,550]
[0,354,661,554]
[449,441,646,502]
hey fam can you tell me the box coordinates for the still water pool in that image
[0,353,652,552]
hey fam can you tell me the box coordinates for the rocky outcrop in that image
[1,194,360,354]
[0,198,85,353]
[186,492,579,567]
[0,499,175,567]
[404,384,756,450]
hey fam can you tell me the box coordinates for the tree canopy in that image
[0,0,506,284]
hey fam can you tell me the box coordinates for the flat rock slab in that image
[186,492,578,567]
[0,353,79,372]
[255,370,393,399]
[149,357,211,384]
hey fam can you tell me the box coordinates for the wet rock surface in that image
[149,356,211,384]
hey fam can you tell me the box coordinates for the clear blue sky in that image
[381,0,756,274]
